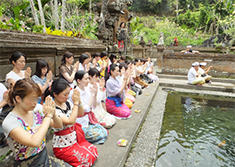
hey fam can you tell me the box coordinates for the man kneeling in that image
[187,62,205,85]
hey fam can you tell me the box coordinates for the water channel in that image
[156,93,235,167]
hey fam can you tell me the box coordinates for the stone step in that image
[158,74,235,84]
[159,78,235,93]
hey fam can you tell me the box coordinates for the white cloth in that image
[70,85,92,128]
[5,70,25,85]
[106,76,125,101]
[78,63,86,71]
[187,67,198,84]
[0,83,7,113]
[92,83,116,128]
[192,62,199,66]
[145,62,152,74]
[200,62,207,66]
[198,67,205,76]
[53,101,77,148]
[136,66,142,77]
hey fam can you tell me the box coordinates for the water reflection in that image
[156,94,235,167]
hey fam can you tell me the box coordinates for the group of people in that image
[0,50,159,167]
[187,61,212,85]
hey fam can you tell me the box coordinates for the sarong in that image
[134,76,148,88]
[106,98,131,118]
[82,124,108,144]
[93,103,116,129]
[53,123,98,167]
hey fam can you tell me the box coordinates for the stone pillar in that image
[156,45,165,73]
[55,47,66,76]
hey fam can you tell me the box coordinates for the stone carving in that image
[202,34,232,47]
[147,39,153,47]
[139,36,145,47]
[158,32,164,45]
[94,0,133,53]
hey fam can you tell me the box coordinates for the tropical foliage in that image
[0,0,98,39]
[130,16,207,46]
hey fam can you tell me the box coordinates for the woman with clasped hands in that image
[2,78,69,167]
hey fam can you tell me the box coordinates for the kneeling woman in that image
[73,70,108,144]
[106,64,131,119]
[88,68,116,128]
[45,78,98,166]
[2,78,67,166]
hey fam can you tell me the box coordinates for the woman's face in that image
[111,66,119,77]
[90,75,99,83]
[120,67,126,75]
[79,73,89,87]
[92,58,97,65]
[84,58,90,65]
[54,86,70,104]
[101,56,107,61]
[13,56,26,70]
[41,67,48,77]
[66,56,74,65]
[17,91,38,111]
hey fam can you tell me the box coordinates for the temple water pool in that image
[155,93,235,167]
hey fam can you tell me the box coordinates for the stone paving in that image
[125,88,167,167]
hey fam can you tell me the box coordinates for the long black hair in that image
[100,51,108,58]
[61,51,74,65]
[75,70,87,83]
[34,59,50,78]
[79,53,89,64]
[118,62,128,72]
[109,53,117,64]
[92,52,101,58]
[105,63,118,82]
[88,68,100,78]
[9,51,27,63]
[44,78,70,101]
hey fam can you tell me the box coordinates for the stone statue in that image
[94,0,133,52]
[139,36,145,47]
[147,39,153,47]
[158,32,164,45]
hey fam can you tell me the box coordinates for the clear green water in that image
[155,93,235,167]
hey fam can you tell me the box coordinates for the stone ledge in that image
[159,78,235,93]
[125,88,167,167]
[93,82,159,167]
[158,74,235,84]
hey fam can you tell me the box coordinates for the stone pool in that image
[156,93,235,167]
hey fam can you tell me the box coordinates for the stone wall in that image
[162,52,235,77]
[0,29,106,82]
